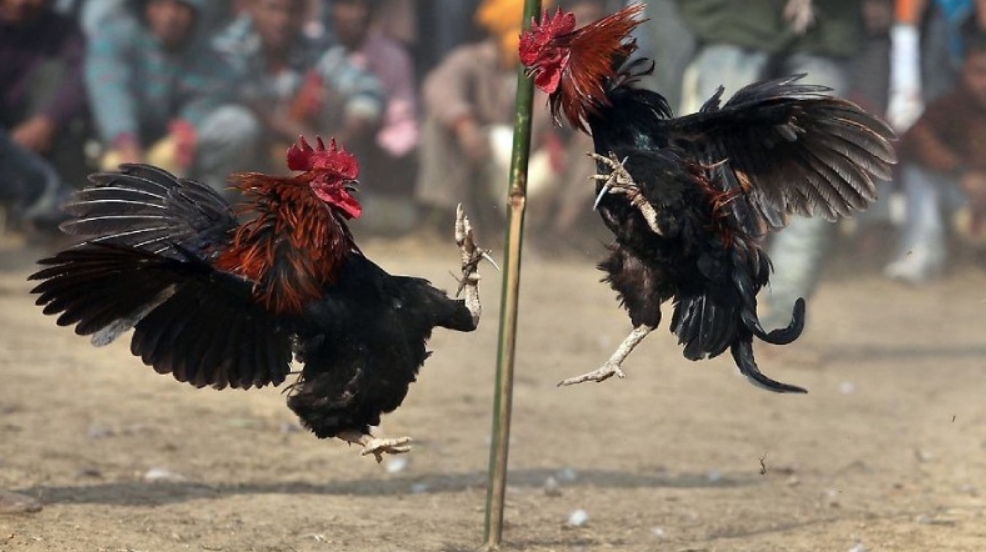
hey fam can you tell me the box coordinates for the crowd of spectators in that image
[1,0,985,286]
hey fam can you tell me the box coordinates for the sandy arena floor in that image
[1,233,985,551]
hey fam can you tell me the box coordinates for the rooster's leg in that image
[337,430,412,463]
[589,152,663,236]
[558,324,654,386]
[455,203,487,328]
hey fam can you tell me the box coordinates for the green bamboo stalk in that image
[482,0,542,549]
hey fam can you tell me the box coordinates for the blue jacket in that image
[84,15,235,145]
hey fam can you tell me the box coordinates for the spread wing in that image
[31,165,293,390]
[31,244,294,389]
[60,163,237,259]
[665,75,897,235]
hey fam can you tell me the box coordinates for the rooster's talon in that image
[558,363,627,386]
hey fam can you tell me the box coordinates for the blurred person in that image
[329,0,419,231]
[0,0,85,231]
[631,0,696,114]
[680,0,863,332]
[530,0,612,251]
[416,0,569,238]
[85,0,259,194]
[884,22,986,283]
[413,0,483,81]
[212,0,384,173]
[66,0,237,38]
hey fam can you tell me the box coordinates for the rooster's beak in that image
[343,180,360,193]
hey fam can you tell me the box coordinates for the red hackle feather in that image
[521,4,645,131]
[557,4,645,131]
[215,174,353,315]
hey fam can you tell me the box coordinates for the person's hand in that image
[959,170,986,211]
[454,118,490,165]
[169,120,197,171]
[887,24,924,132]
[289,72,325,122]
[783,0,815,34]
[11,116,55,153]
[112,134,145,165]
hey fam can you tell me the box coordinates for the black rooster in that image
[29,137,486,461]
[519,6,896,391]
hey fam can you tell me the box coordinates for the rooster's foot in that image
[558,362,626,386]
[588,152,663,235]
[454,204,491,327]
[558,324,654,387]
[338,431,412,463]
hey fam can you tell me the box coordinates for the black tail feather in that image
[742,297,806,345]
[730,337,807,393]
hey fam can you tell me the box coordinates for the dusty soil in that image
[1,233,985,552]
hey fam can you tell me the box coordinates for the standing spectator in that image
[884,23,986,283]
[632,0,696,114]
[0,0,85,230]
[330,0,418,200]
[85,0,259,193]
[212,0,384,173]
[680,0,861,332]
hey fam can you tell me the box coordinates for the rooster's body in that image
[520,6,896,391]
[30,138,484,460]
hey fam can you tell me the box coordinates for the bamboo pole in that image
[481,0,542,549]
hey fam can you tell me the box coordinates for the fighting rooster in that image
[519,5,896,392]
[30,137,487,461]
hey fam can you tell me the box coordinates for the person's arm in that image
[902,98,964,174]
[43,19,87,132]
[315,47,384,146]
[84,18,144,162]
[887,0,928,131]
[421,45,489,165]
[13,18,88,154]
[374,41,419,156]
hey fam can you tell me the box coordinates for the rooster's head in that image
[519,5,645,129]
[519,8,577,94]
[287,136,362,219]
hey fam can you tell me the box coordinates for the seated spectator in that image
[70,0,237,40]
[885,21,986,283]
[0,0,85,231]
[330,0,418,201]
[212,0,384,174]
[85,0,259,193]
[415,0,561,237]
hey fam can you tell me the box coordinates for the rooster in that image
[519,5,896,392]
[29,137,487,461]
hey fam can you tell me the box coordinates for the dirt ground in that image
[1,231,985,552]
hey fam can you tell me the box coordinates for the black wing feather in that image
[30,244,293,389]
[667,74,896,233]
[61,164,237,259]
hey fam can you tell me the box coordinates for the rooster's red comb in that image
[286,136,359,180]
[519,8,576,66]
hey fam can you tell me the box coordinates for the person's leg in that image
[883,163,951,282]
[639,0,698,113]
[192,104,263,195]
[0,127,65,226]
[759,53,850,329]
